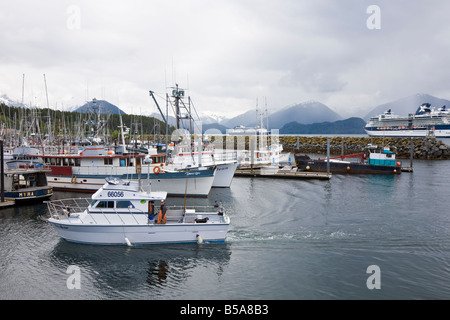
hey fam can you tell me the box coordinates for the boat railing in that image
[45,198,92,221]
[167,205,221,212]
[86,207,146,225]
[165,206,227,224]
[46,200,227,225]
[45,198,146,224]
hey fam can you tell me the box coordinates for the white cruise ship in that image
[365,103,450,137]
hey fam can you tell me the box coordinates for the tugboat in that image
[45,178,230,245]
[2,146,53,203]
[294,145,402,174]
[3,165,53,202]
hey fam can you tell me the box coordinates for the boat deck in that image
[234,168,332,179]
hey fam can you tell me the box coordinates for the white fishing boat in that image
[150,85,237,188]
[227,126,288,168]
[166,141,237,188]
[5,147,44,169]
[33,145,216,197]
[46,178,230,245]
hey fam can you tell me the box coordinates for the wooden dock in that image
[234,169,332,180]
[0,199,15,209]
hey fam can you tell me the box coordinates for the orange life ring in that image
[153,166,161,174]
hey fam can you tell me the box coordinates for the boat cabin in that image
[87,178,167,213]
[35,146,167,177]
[367,145,399,166]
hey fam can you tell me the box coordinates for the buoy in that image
[346,166,350,171]
[196,234,203,244]
[125,237,132,246]
[306,166,310,170]
[393,169,397,173]
[396,162,401,166]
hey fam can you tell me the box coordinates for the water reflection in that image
[147,260,170,286]
[49,240,232,298]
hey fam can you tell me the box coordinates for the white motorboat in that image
[46,178,230,245]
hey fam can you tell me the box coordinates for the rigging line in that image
[179,98,203,134]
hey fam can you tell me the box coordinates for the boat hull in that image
[48,220,229,245]
[365,128,450,138]
[295,158,401,174]
[4,187,53,202]
[48,171,215,197]
[212,162,237,188]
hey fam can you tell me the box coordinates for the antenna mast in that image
[43,74,53,143]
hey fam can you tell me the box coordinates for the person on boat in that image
[148,201,155,223]
[157,200,167,224]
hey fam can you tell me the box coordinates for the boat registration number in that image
[107,191,124,197]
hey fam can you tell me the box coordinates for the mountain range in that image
[280,117,367,134]
[203,93,450,134]
[2,93,448,134]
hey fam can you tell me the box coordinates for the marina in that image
[0,158,449,299]
[3,1,450,306]
[1,92,450,303]
[1,69,450,303]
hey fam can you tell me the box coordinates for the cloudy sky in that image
[1,0,450,119]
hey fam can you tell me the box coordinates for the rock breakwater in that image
[280,136,450,160]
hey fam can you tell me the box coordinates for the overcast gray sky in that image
[1,0,450,118]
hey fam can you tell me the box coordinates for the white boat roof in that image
[92,178,167,201]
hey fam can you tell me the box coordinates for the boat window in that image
[120,158,126,167]
[116,201,135,209]
[104,158,113,165]
[75,159,81,166]
[95,201,115,208]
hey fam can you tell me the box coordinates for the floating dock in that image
[0,199,15,209]
[234,168,332,180]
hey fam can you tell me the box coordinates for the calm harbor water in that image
[1,159,450,300]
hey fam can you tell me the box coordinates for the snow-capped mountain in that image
[0,94,23,107]
[197,111,229,125]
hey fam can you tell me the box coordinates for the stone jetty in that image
[280,136,450,160]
